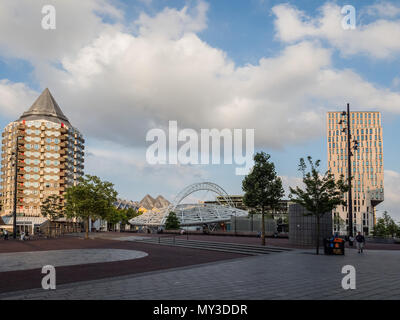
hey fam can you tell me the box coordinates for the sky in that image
[0,0,399,220]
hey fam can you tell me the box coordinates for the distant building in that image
[0,88,84,232]
[205,195,291,232]
[114,198,139,211]
[327,111,384,235]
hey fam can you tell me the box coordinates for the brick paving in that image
[0,249,147,272]
[2,247,400,300]
[0,236,245,293]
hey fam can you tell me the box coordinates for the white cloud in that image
[380,170,400,221]
[363,2,400,19]
[0,0,399,151]
[1,0,400,199]
[280,175,304,198]
[85,140,210,200]
[0,1,399,152]
[0,80,38,118]
[392,77,400,88]
[0,0,123,62]
[272,2,400,59]
[135,1,208,39]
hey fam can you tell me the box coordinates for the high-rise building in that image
[327,111,384,235]
[0,88,84,221]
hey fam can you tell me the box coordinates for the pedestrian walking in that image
[2,229,8,240]
[348,235,354,247]
[355,232,365,253]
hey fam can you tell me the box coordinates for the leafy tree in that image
[65,175,118,239]
[165,211,180,230]
[289,157,348,255]
[242,152,284,246]
[41,194,65,221]
[106,207,124,231]
[105,207,141,231]
[121,208,140,225]
[373,211,399,238]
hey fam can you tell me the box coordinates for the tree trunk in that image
[316,215,320,255]
[85,217,89,240]
[261,209,266,246]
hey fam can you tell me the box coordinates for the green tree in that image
[65,175,118,239]
[289,157,349,255]
[106,207,124,231]
[122,208,140,225]
[165,211,180,230]
[373,211,399,237]
[41,194,65,221]
[242,152,284,246]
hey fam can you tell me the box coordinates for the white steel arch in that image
[129,182,248,227]
[169,182,234,212]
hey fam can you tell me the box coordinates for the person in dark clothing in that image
[355,232,365,253]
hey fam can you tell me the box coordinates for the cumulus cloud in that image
[0,80,38,118]
[280,175,304,198]
[0,0,400,185]
[363,1,400,18]
[272,2,400,58]
[0,0,123,62]
[85,141,211,200]
[381,170,400,221]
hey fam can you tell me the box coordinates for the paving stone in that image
[2,248,400,300]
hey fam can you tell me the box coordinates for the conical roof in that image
[19,88,71,125]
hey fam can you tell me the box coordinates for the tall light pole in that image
[339,103,359,238]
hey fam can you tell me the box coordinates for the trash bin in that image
[332,238,345,255]
[324,238,345,255]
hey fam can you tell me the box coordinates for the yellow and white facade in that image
[327,111,383,235]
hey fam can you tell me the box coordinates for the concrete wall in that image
[289,204,333,246]
[230,215,277,235]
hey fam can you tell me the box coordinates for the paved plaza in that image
[1,241,399,300]
[0,249,147,272]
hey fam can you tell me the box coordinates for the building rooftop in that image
[18,88,71,125]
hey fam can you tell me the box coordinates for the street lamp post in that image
[339,103,359,238]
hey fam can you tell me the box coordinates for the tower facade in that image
[327,111,383,235]
[0,88,84,218]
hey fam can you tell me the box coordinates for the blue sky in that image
[0,0,399,219]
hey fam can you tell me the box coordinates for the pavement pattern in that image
[2,248,399,300]
[0,249,147,272]
[0,236,245,294]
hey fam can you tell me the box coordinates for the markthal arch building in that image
[0,88,84,229]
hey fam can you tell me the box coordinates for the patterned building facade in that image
[0,88,84,218]
[327,111,384,235]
